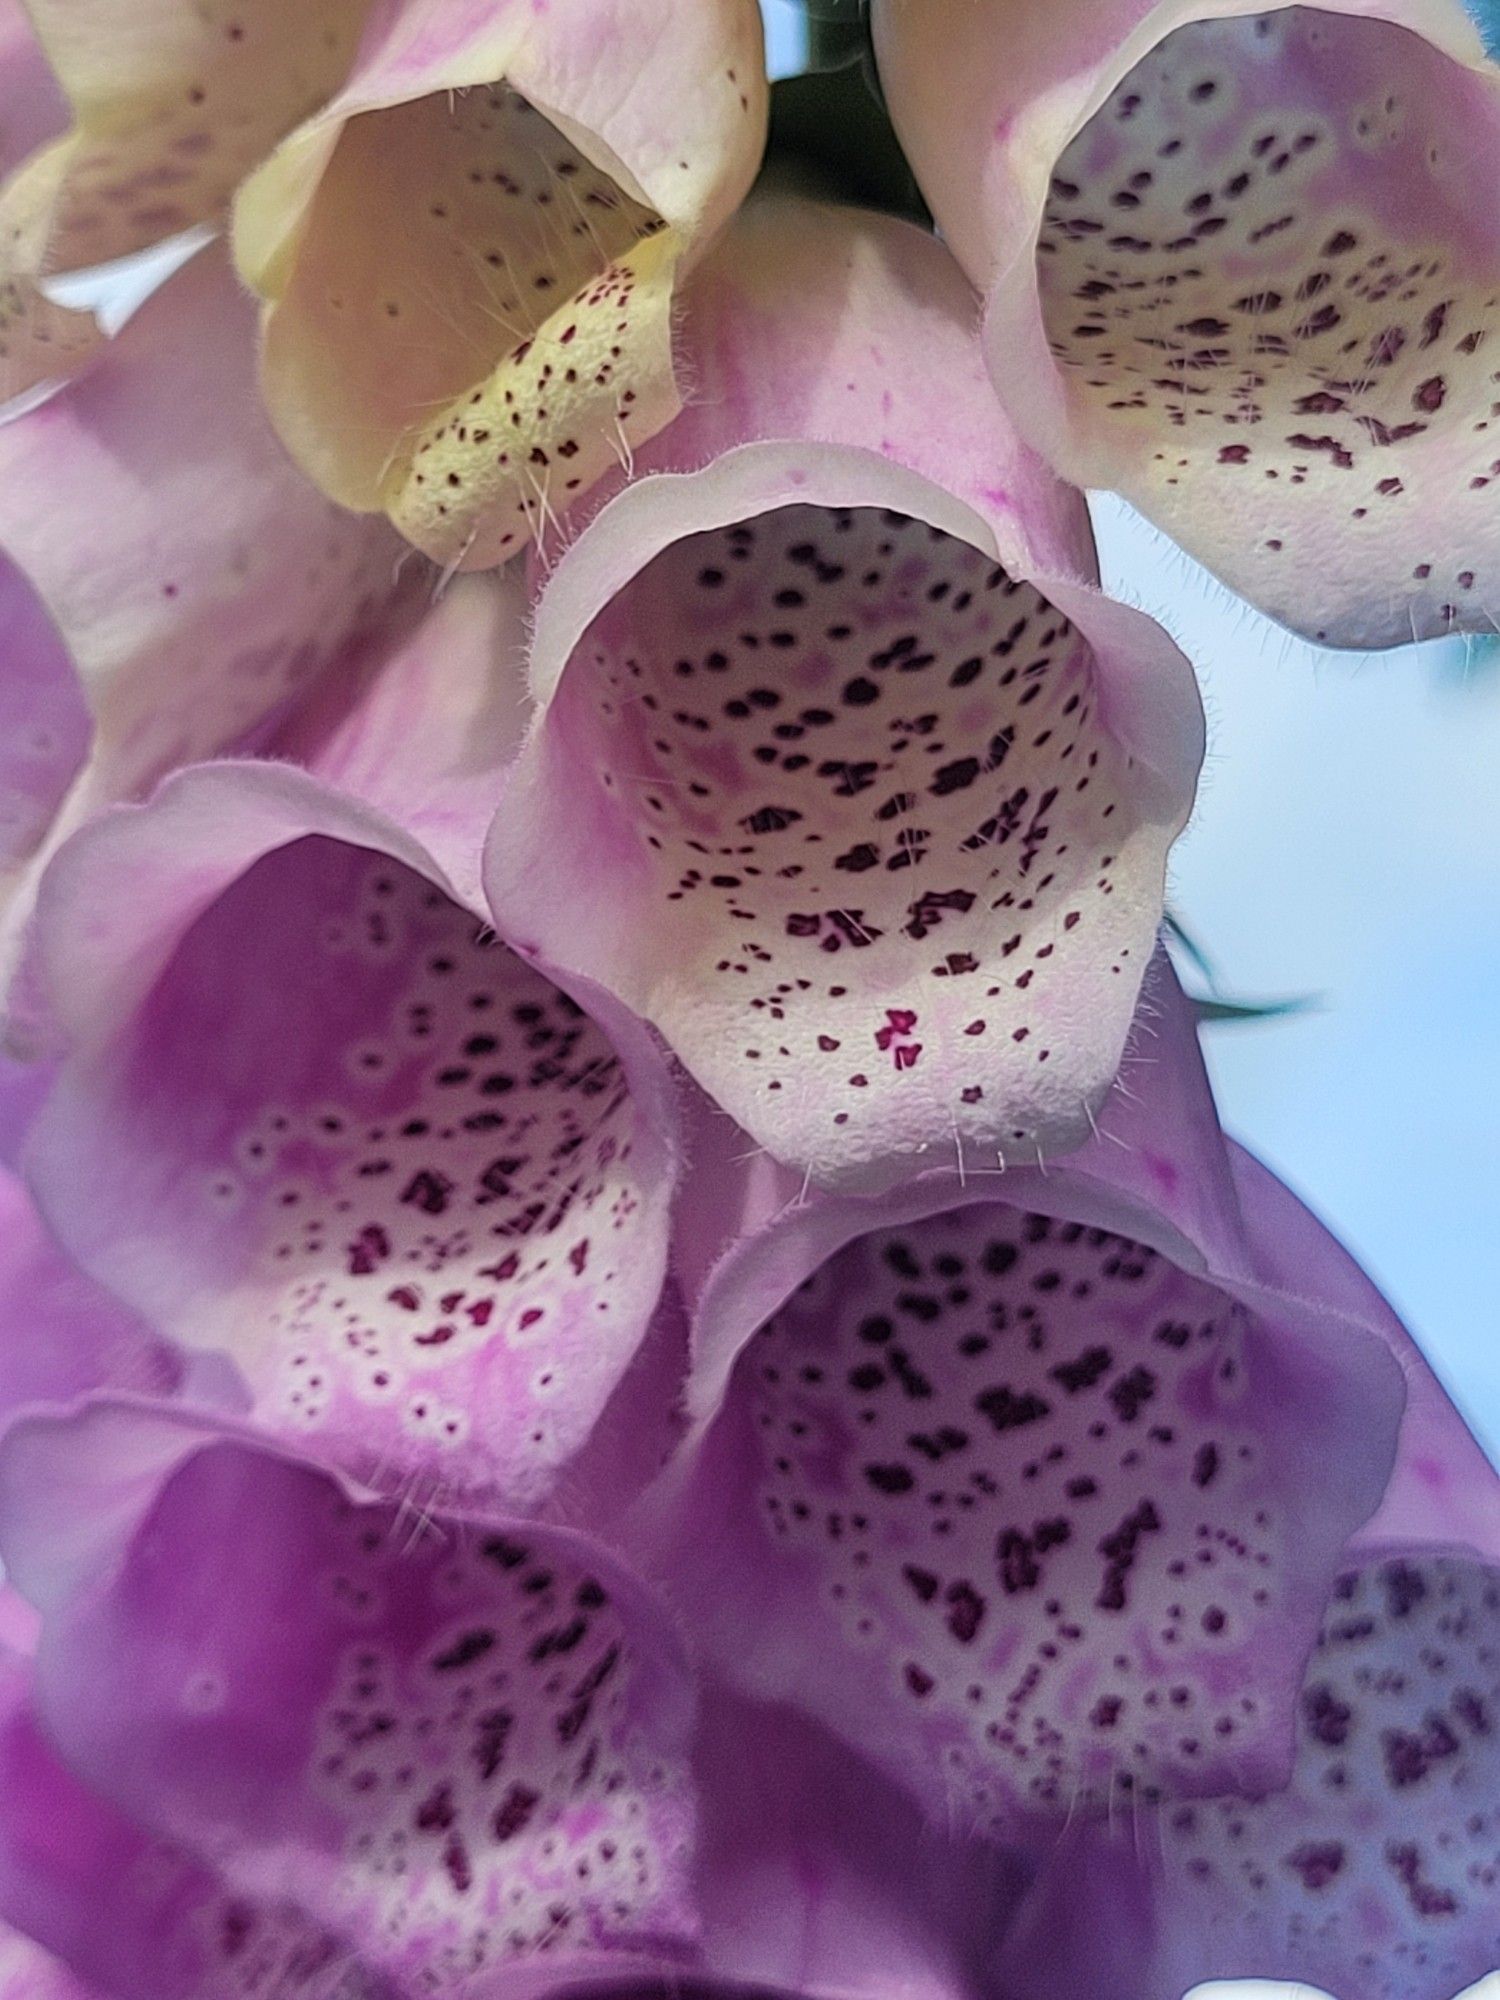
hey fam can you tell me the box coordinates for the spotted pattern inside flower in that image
[24,0,369,267]
[120,838,667,1502]
[312,1516,689,1983]
[554,504,1161,1184]
[1037,7,1500,642]
[1162,1556,1500,1998]
[738,1206,1299,1820]
[272,81,679,570]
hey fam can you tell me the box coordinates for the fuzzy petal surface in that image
[0,1406,698,1997]
[22,715,681,1507]
[234,0,768,566]
[875,0,1500,647]
[484,198,1204,1194]
[632,957,1405,1841]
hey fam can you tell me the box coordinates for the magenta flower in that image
[0,1400,1025,2000]
[14,577,680,1509]
[874,0,1500,646]
[635,958,1407,1827]
[0,11,1494,1998]
[999,1341,1500,2000]
[485,197,1205,1191]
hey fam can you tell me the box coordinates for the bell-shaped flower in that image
[15,573,681,1511]
[0,0,371,399]
[0,1401,1026,2000]
[0,1405,700,1996]
[873,0,1500,647]
[233,0,769,569]
[629,956,1407,1841]
[0,244,410,1004]
[483,195,1205,1196]
[996,1299,1500,2000]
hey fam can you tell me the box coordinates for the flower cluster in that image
[0,2,1496,1998]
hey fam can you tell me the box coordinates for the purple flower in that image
[0,245,407,1002]
[485,196,1205,1190]
[236,0,770,567]
[10,571,681,1510]
[634,958,1408,1827]
[873,0,1500,646]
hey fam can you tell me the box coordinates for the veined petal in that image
[631,956,1405,1836]
[22,747,680,1509]
[0,244,411,1013]
[0,1406,697,1996]
[874,0,1500,647]
[0,0,368,398]
[234,0,768,568]
[484,197,1204,1195]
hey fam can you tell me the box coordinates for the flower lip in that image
[629,958,1407,1841]
[488,441,1202,1195]
[876,0,1500,647]
[21,758,682,1511]
[0,1399,702,1992]
[1026,4,1500,644]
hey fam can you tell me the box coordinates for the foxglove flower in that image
[484,195,1205,1193]
[0,1404,1020,2000]
[998,1302,1500,2000]
[0,0,368,397]
[234,0,769,568]
[15,575,681,1510]
[633,956,1408,1836]
[0,244,408,995]
[874,0,1500,646]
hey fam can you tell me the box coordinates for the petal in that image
[233,0,769,567]
[1137,1546,1500,2000]
[484,197,1204,1194]
[0,0,368,397]
[0,8,99,399]
[23,758,680,1509]
[689,1688,1022,2000]
[0,1403,700,1992]
[0,1168,180,1419]
[874,0,1500,647]
[0,560,87,885]
[631,955,1405,1834]
[0,244,411,1011]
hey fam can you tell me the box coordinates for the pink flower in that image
[874,0,1500,646]
[484,196,1205,1191]
[0,0,368,396]
[234,0,769,567]
[0,246,407,999]
[15,572,681,1511]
